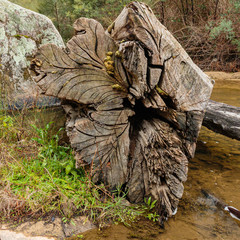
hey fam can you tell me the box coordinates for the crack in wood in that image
[31,2,213,224]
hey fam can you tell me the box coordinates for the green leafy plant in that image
[208,19,235,40]
[144,196,158,211]
[0,121,156,226]
[143,197,159,222]
[31,122,82,178]
[96,185,143,227]
[0,115,18,141]
[0,116,165,228]
[206,0,240,52]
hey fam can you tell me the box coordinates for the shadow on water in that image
[77,81,240,240]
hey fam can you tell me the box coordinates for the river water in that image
[79,74,240,240]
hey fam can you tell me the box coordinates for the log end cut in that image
[31,2,214,223]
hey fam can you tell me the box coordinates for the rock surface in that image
[0,230,55,240]
[0,216,95,240]
[0,0,64,109]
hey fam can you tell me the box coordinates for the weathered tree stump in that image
[31,2,213,223]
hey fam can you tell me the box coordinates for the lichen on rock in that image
[0,0,65,109]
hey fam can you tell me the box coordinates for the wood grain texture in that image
[110,2,213,112]
[31,2,213,223]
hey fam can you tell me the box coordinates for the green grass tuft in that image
[0,111,159,226]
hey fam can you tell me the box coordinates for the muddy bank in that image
[206,72,240,92]
[206,71,240,81]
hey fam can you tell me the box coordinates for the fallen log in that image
[203,100,240,141]
[31,2,213,223]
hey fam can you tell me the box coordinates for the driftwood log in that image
[203,100,240,141]
[31,2,213,223]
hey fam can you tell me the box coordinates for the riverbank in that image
[206,72,240,107]
[206,71,240,90]
[0,216,94,240]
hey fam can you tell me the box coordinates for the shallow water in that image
[80,79,240,240]
[162,126,240,240]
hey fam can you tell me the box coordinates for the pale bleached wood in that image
[107,2,213,221]
[110,2,214,111]
[31,2,213,223]
[31,17,132,188]
[203,100,240,141]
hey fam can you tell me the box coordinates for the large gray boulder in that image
[0,0,64,109]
